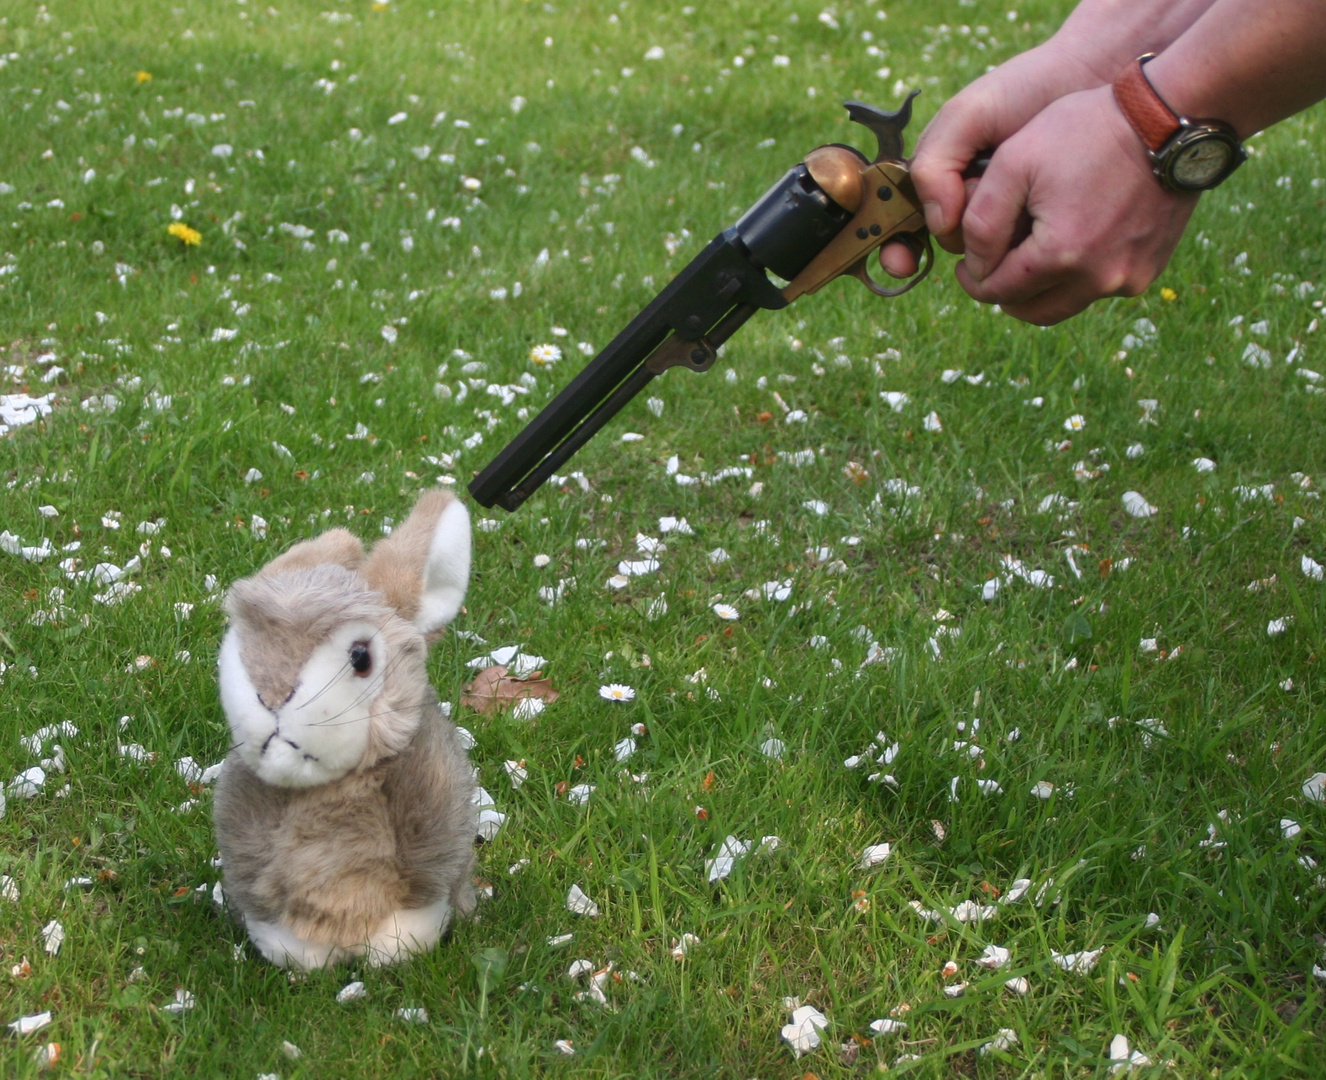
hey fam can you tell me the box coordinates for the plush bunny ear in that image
[360,490,471,635]
[256,528,365,580]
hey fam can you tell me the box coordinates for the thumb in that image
[910,106,1001,242]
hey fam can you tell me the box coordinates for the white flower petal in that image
[566,884,599,917]
[1121,491,1158,518]
[979,1028,1019,1055]
[780,1004,829,1057]
[705,835,751,883]
[8,1011,52,1036]
[860,843,892,868]
[1051,948,1103,975]
[976,944,1011,969]
[41,919,63,955]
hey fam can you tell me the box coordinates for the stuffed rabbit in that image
[213,490,477,970]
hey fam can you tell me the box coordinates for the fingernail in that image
[922,201,946,236]
[964,256,986,282]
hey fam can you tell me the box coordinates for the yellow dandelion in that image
[135,70,153,84]
[167,222,202,247]
[1160,286,1177,302]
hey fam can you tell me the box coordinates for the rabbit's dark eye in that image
[349,642,373,676]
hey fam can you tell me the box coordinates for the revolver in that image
[470,94,961,512]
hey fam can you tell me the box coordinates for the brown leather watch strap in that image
[1113,54,1180,153]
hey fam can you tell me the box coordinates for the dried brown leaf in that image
[461,664,560,714]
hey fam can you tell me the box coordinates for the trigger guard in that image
[851,233,934,298]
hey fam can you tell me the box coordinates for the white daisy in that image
[529,343,562,366]
[599,683,635,702]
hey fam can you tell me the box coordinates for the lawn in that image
[2,0,1325,1076]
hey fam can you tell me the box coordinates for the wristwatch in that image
[1112,54,1246,192]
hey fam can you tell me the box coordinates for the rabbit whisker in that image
[306,648,409,727]
[297,628,388,710]
[310,700,429,728]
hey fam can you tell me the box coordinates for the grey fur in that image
[213,495,475,963]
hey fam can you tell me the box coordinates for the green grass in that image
[2,0,1325,1075]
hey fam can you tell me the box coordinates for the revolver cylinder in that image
[734,163,856,280]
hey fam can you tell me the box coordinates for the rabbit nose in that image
[257,684,297,712]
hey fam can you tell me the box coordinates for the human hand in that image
[945,84,1198,324]
[879,40,1095,279]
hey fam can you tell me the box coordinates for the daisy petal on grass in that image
[980,1028,1019,1056]
[860,843,892,868]
[336,981,366,1003]
[1051,948,1103,975]
[1108,1034,1153,1074]
[41,919,64,955]
[8,1011,52,1036]
[566,884,599,917]
[780,1003,829,1057]
[1121,491,1158,518]
[161,988,196,1015]
[704,834,778,883]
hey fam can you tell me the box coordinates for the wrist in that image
[1111,55,1246,191]
[1141,51,1248,139]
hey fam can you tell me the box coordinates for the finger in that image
[878,241,917,279]
[955,262,1081,326]
[999,289,1094,326]
[956,162,1031,282]
[910,105,999,242]
[954,257,1053,309]
[957,238,1099,326]
[955,224,1066,308]
[931,176,983,256]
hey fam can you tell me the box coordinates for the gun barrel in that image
[467,162,855,511]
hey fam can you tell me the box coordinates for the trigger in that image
[848,233,934,298]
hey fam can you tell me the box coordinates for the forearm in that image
[1143,0,1326,136]
[1049,0,1221,86]
[919,0,1219,147]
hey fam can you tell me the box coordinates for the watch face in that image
[1159,126,1245,191]
[1172,139,1233,188]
